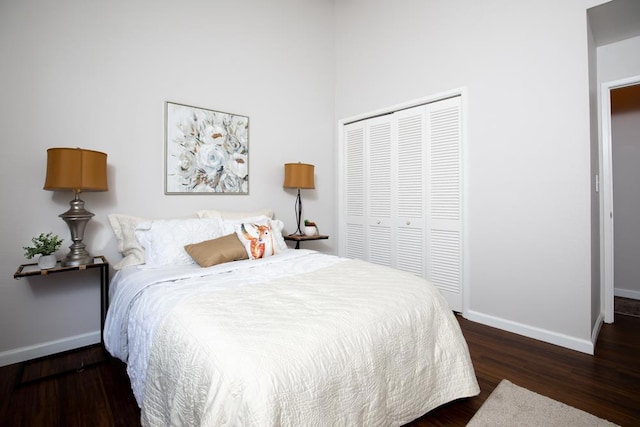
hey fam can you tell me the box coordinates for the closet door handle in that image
[406,220,411,225]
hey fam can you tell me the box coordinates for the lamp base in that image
[59,193,95,267]
[293,188,304,235]
[61,251,95,268]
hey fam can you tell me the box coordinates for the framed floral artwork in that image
[165,101,249,194]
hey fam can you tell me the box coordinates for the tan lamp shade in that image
[44,148,108,192]
[283,163,315,189]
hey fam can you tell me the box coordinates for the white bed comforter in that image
[104,250,479,426]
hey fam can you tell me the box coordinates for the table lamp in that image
[44,148,108,267]
[283,162,315,235]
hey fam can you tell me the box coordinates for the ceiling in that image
[588,0,640,46]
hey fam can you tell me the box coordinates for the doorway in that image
[601,77,640,323]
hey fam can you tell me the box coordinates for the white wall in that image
[587,14,601,332]
[0,0,335,365]
[597,36,640,82]
[586,0,610,8]
[335,0,595,351]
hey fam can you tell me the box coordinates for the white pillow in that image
[135,218,225,267]
[108,214,148,269]
[220,215,272,235]
[220,216,288,253]
[235,220,283,260]
[267,219,288,253]
[196,208,274,220]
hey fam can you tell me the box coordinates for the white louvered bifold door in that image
[343,121,366,260]
[394,106,426,277]
[340,95,463,312]
[425,96,462,311]
[366,115,393,267]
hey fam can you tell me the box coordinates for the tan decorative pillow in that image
[184,234,249,267]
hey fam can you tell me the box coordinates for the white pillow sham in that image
[108,214,149,270]
[196,208,274,220]
[219,215,271,235]
[135,217,225,267]
[264,219,288,253]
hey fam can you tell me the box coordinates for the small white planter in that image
[38,254,57,270]
[304,226,318,236]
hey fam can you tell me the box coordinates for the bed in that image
[103,210,479,426]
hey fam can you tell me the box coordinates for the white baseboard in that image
[0,331,101,367]
[614,288,640,300]
[465,310,595,355]
[591,312,604,349]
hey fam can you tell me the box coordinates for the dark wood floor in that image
[1,314,639,426]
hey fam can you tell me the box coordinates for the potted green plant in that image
[23,232,63,269]
[303,219,319,236]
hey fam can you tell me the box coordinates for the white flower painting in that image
[165,102,249,194]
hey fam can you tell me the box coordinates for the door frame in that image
[600,75,640,323]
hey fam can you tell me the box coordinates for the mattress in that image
[104,249,479,426]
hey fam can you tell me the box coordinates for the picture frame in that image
[165,101,249,194]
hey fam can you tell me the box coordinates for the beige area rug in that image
[467,380,618,427]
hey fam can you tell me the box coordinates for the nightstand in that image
[283,234,329,249]
[13,256,110,386]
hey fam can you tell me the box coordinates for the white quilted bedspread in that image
[105,250,478,426]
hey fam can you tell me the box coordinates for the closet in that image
[338,96,463,311]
